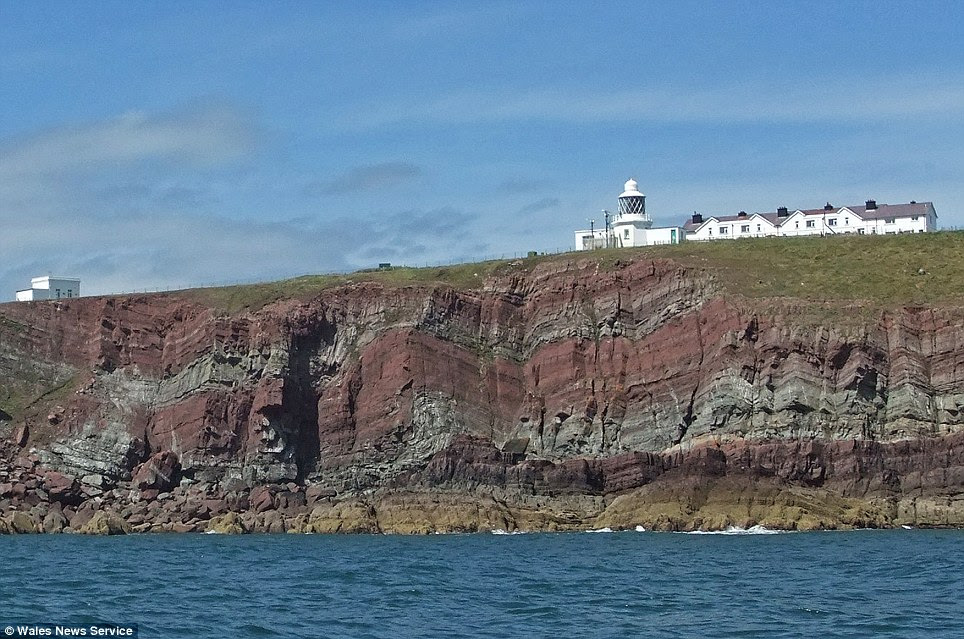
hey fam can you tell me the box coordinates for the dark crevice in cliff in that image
[287,330,325,482]
[677,313,707,445]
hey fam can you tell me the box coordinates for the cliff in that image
[2,233,963,533]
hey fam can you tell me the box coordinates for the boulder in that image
[13,423,28,447]
[305,485,337,504]
[250,485,275,513]
[42,510,68,533]
[79,511,131,535]
[275,490,306,511]
[44,472,83,506]
[225,491,249,511]
[201,498,227,516]
[9,511,38,533]
[306,500,380,534]
[132,451,180,493]
[170,522,198,533]
[68,502,99,529]
[207,512,247,534]
[259,510,286,533]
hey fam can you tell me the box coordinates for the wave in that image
[586,527,614,533]
[677,525,790,535]
[490,529,526,535]
[634,525,647,532]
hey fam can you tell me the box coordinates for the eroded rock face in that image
[0,256,963,532]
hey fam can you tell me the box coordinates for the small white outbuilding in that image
[15,276,81,302]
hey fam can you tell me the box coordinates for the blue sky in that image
[1,1,962,296]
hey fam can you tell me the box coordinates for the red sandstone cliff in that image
[1,255,962,533]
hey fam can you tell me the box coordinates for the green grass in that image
[177,259,522,313]
[644,230,964,307]
[174,231,964,313]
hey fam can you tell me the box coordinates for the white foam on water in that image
[901,525,914,530]
[586,527,614,533]
[634,525,646,532]
[203,530,219,535]
[677,525,790,535]
[490,529,526,535]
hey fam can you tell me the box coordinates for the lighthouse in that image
[617,178,650,224]
[613,178,653,229]
[573,179,685,250]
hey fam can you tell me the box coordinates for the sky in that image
[1,1,962,296]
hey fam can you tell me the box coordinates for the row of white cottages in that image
[575,180,938,250]
[683,200,937,240]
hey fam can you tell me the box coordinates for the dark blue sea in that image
[1,529,962,638]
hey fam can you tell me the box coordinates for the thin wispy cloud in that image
[0,108,484,296]
[0,105,254,180]
[310,162,423,195]
[517,197,560,214]
[343,74,964,129]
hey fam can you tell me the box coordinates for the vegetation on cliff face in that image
[178,231,964,313]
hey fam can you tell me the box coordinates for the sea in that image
[1,528,962,638]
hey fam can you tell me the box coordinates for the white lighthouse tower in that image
[574,179,685,250]
[611,178,653,246]
[617,179,650,220]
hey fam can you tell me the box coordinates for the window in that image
[885,218,895,224]
[55,288,61,298]
[911,216,919,221]
[806,220,815,228]
[795,222,799,228]
[827,218,837,226]
[757,224,761,232]
[858,228,865,235]
[624,229,630,239]
[740,224,750,233]
[67,290,72,298]
[844,218,849,225]
[719,226,728,235]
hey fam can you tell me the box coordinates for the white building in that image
[682,200,937,241]
[16,276,81,302]
[574,179,685,250]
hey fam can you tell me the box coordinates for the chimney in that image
[738,210,747,218]
[777,206,789,217]
[691,212,703,224]
[866,199,877,210]
[824,202,833,211]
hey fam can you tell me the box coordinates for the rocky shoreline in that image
[3,434,962,535]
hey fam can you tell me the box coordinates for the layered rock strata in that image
[1,256,962,533]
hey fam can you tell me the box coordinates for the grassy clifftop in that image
[648,230,964,305]
[180,231,964,313]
